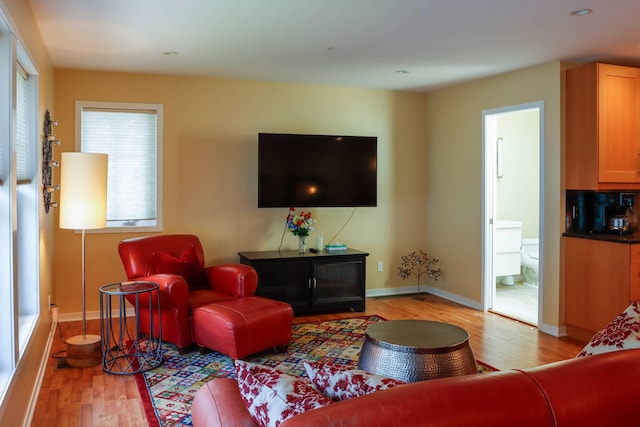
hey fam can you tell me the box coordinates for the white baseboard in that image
[365,285,417,298]
[61,294,567,338]
[539,322,566,338]
[366,285,482,311]
[366,285,565,337]
[58,308,135,323]
[421,285,484,311]
[23,317,57,427]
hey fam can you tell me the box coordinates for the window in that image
[16,59,39,356]
[76,101,163,231]
[0,16,39,402]
[0,18,14,400]
[15,64,32,183]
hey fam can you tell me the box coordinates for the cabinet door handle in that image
[308,278,312,289]
[312,277,317,289]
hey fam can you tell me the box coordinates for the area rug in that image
[135,315,495,427]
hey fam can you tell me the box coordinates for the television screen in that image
[258,133,377,208]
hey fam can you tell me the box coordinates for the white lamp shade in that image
[59,152,108,230]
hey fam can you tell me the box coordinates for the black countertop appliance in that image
[566,190,635,235]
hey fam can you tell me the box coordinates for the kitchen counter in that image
[563,231,640,244]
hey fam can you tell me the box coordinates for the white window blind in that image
[80,105,160,228]
[15,64,31,183]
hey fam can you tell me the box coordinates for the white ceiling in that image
[26,0,640,92]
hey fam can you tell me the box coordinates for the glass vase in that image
[298,236,306,254]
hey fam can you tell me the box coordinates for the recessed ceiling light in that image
[570,8,592,16]
[163,51,179,56]
[396,70,409,74]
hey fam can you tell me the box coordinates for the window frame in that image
[0,15,40,403]
[15,62,33,184]
[75,101,163,233]
[15,54,39,356]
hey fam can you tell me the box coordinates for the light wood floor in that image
[31,294,586,426]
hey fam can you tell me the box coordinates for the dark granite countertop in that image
[563,231,640,244]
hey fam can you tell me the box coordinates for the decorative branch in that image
[397,250,442,299]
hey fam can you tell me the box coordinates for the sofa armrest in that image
[521,349,640,426]
[126,273,190,311]
[192,378,257,427]
[205,264,258,297]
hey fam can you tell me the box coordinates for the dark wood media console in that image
[238,248,368,315]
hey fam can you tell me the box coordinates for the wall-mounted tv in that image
[258,133,377,208]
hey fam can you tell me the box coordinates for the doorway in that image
[482,101,543,326]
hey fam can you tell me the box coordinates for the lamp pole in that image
[59,152,108,367]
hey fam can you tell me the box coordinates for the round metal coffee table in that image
[357,320,477,382]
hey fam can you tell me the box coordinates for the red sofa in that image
[118,234,258,353]
[191,349,640,426]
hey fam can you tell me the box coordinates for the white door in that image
[482,101,544,326]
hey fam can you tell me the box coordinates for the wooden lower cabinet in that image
[238,249,368,315]
[565,237,640,341]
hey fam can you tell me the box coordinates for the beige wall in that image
[0,0,55,425]
[496,109,540,239]
[0,3,568,421]
[53,63,567,331]
[424,61,563,329]
[0,0,577,422]
[53,70,430,315]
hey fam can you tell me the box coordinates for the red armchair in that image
[118,234,258,353]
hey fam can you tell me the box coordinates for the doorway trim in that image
[481,100,545,325]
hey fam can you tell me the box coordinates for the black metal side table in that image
[99,281,163,374]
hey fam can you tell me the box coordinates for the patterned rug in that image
[135,315,495,426]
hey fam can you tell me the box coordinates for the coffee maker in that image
[566,191,635,234]
[605,205,630,234]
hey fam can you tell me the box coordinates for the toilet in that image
[521,238,539,285]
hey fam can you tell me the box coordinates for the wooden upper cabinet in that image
[566,63,640,190]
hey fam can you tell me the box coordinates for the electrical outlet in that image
[621,193,634,208]
[377,261,384,272]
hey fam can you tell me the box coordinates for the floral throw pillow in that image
[577,301,640,357]
[235,360,333,427]
[303,361,405,401]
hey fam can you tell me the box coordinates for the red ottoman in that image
[193,296,293,359]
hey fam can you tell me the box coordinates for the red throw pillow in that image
[303,361,405,401]
[235,360,333,427]
[150,245,209,290]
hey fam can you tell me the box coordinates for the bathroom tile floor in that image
[493,281,538,325]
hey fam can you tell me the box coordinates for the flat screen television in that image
[258,133,377,208]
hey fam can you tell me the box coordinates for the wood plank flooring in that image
[31,294,586,426]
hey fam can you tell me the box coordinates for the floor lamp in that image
[59,152,108,368]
